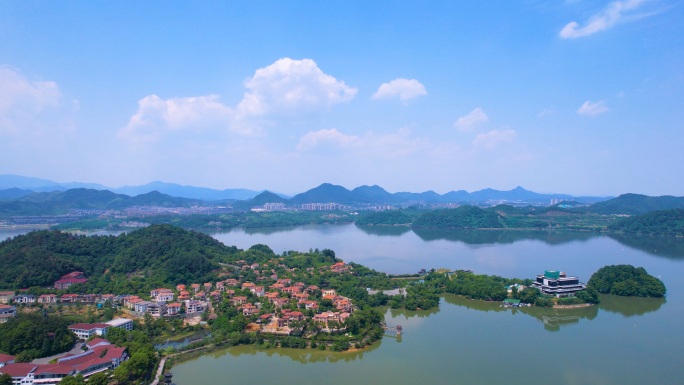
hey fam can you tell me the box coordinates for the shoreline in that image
[553,303,596,309]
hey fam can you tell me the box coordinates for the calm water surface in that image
[4,224,684,384]
[179,225,683,385]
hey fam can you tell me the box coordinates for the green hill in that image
[0,225,239,289]
[607,209,684,236]
[0,188,203,217]
[355,209,415,226]
[412,206,504,228]
[588,265,666,297]
[289,183,362,204]
[232,191,287,210]
[588,193,684,215]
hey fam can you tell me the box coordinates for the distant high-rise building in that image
[264,202,285,211]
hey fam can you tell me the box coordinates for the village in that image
[0,260,364,384]
[0,261,357,333]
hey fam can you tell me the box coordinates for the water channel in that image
[2,224,683,384]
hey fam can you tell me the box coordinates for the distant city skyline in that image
[1,1,682,196]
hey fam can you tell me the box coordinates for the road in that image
[32,342,84,364]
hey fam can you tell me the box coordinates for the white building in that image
[105,318,133,331]
[67,323,110,340]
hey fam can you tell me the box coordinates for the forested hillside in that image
[0,188,202,217]
[607,209,684,236]
[355,209,416,226]
[587,194,684,215]
[0,225,239,289]
[412,206,503,228]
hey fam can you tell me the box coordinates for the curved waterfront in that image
[4,224,682,384]
[170,225,684,385]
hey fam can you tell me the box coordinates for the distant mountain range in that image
[284,183,610,205]
[0,188,205,217]
[0,180,682,218]
[0,174,288,201]
[0,174,612,205]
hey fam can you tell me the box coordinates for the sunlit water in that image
[4,224,683,384]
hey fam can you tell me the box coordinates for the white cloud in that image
[560,0,652,38]
[538,108,554,118]
[473,129,516,149]
[297,127,428,158]
[372,78,427,103]
[119,58,357,143]
[0,66,71,136]
[237,58,357,118]
[454,108,488,131]
[577,100,608,116]
[118,94,237,143]
[297,128,359,151]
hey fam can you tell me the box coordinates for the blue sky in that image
[0,0,682,196]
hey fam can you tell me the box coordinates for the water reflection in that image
[355,225,412,237]
[154,330,212,349]
[598,294,666,317]
[196,340,384,364]
[442,294,663,332]
[606,233,684,260]
[412,228,599,246]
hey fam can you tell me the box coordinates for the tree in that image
[59,374,86,385]
[0,374,13,385]
[519,287,540,304]
[87,372,109,385]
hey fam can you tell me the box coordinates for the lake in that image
[4,224,683,384]
[179,225,684,385]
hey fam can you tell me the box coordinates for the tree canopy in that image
[588,265,666,297]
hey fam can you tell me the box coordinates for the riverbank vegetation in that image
[588,265,666,297]
[607,209,684,236]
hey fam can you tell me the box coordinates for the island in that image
[588,265,666,297]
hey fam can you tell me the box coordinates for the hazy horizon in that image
[1,1,682,196]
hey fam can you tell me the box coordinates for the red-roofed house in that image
[282,286,301,294]
[60,294,80,303]
[166,302,182,315]
[31,363,77,383]
[0,363,38,384]
[241,303,258,316]
[38,294,57,304]
[0,353,15,367]
[273,298,289,308]
[54,278,88,290]
[86,338,110,350]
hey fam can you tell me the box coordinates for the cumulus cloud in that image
[454,108,488,131]
[236,58,357,117]
[577,100,608,116]
[473,129,516,149]
[118,94,236,143]
[119,58,357,143]
[0,66,70,136]
[372,78,427,104]
[297,127,428,157]
[297,128,359,151]
[559,0,653,38]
